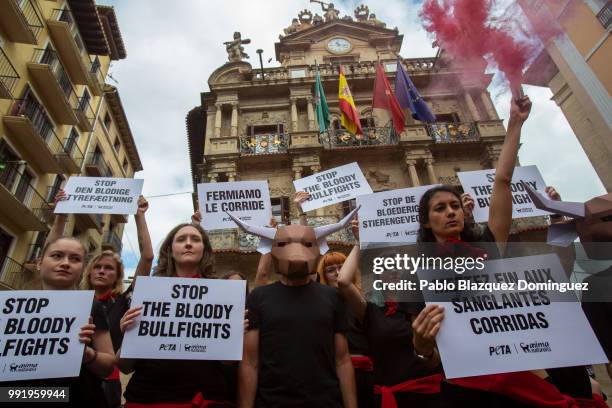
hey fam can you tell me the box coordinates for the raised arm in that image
[238,329,259,408]
[133,196,154,280]
[335,333,357,408]
[45,189,68,246]
[488,96,532,246]
[254,218,278,287]
[294,191,311,226]
[337,220,367,320]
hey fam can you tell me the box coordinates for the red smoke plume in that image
[420,0,559,90]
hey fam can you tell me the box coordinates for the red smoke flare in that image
[420,0,557,90]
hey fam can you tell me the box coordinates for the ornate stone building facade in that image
[187,5,539,278]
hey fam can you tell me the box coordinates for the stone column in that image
[425,158,436,184]
[293,167,303,180]
[214,103,222,137]
[209,173,218,183]
[307,97,315,130]
[464,92,481,122]
[480,91,499,120]
[230,102,238,137]
[290,97,298,132]
[228,172,236,182]
[405,159,420,187]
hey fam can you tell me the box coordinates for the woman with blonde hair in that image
[1,236,115,408]
[47,192,154,408]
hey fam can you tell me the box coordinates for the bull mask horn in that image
[314,205,361,254]
[520,181,585,218]
[225,211,276,254]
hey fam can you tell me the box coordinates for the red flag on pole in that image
[372,63,406,135]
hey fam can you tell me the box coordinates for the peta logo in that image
[184,344,207,353]
[517,208,533,213]
[489,345,512,356]
[159,344,176,351]
[10,363,38,372]
[520,341,551,353]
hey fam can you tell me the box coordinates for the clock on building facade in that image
[327,37,351,54]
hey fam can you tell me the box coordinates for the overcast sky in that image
[102,0,606,276]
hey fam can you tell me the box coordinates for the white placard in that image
[54,177,143,215]
[0,291,93,381]
[419,254,608,379]
[357,185,438,243]
[121,277,245,360]
[197,181,272,231]
[457,165,550,223]
[293,162,373,212]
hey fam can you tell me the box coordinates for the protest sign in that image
[293,162,372,212]
[418,254,608,379]
[121,277,246,360]
[0,291,92,381]
[197,181,272,231]
[54,177,144,215]
[457,165,550,222]
[357,185,438,244]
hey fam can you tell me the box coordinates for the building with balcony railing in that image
[0,0,140,290]
[187,4,536,279]
[520,0,612,191]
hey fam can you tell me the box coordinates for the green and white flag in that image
[314,63,330,133]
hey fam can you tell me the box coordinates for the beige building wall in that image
[521,0,612,191]
[188,7,538,279]
[0,0,138,289]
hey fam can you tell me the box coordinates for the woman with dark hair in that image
[338,96,534,408]
[1,237,115,408]
[118,223,235,407]
[412,98,602,407]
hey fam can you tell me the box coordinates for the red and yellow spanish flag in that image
[338,65,363,135]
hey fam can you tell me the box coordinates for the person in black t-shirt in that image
[232,210,358,408]
[1,237,116,408]
[79,196,154,407]
[118,223,233,407]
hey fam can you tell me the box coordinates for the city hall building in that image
[186,4,546,279]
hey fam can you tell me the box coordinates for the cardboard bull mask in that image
[521,181,612,259]
[226,206,360,276]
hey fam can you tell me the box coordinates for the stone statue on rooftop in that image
[310,0,340,21]
[354,4,369,22]
[224,31,251,62]
[284,18,300,35]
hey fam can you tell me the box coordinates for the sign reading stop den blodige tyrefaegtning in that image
[293,162,373,212]
[0,291,93,381]
[54,177,144,215]
[357,185,439,244]
[197,181,272,231]
[418,254,608,379]
[457,165,550,223]
[121,277,246,360]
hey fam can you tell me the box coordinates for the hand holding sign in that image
[120,306,143,334]
[412,304,445,357]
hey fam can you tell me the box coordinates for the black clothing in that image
[582,266,612,359]
[1,301,110,408]
[546,366,593,399]
[124,359,228,403]
[246,281,348,408]
[98,286,132,352]
[346,309,369,356]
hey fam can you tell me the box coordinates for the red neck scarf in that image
[95,291,116,302]
[437,236,489,260]
[384,300,398,317]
